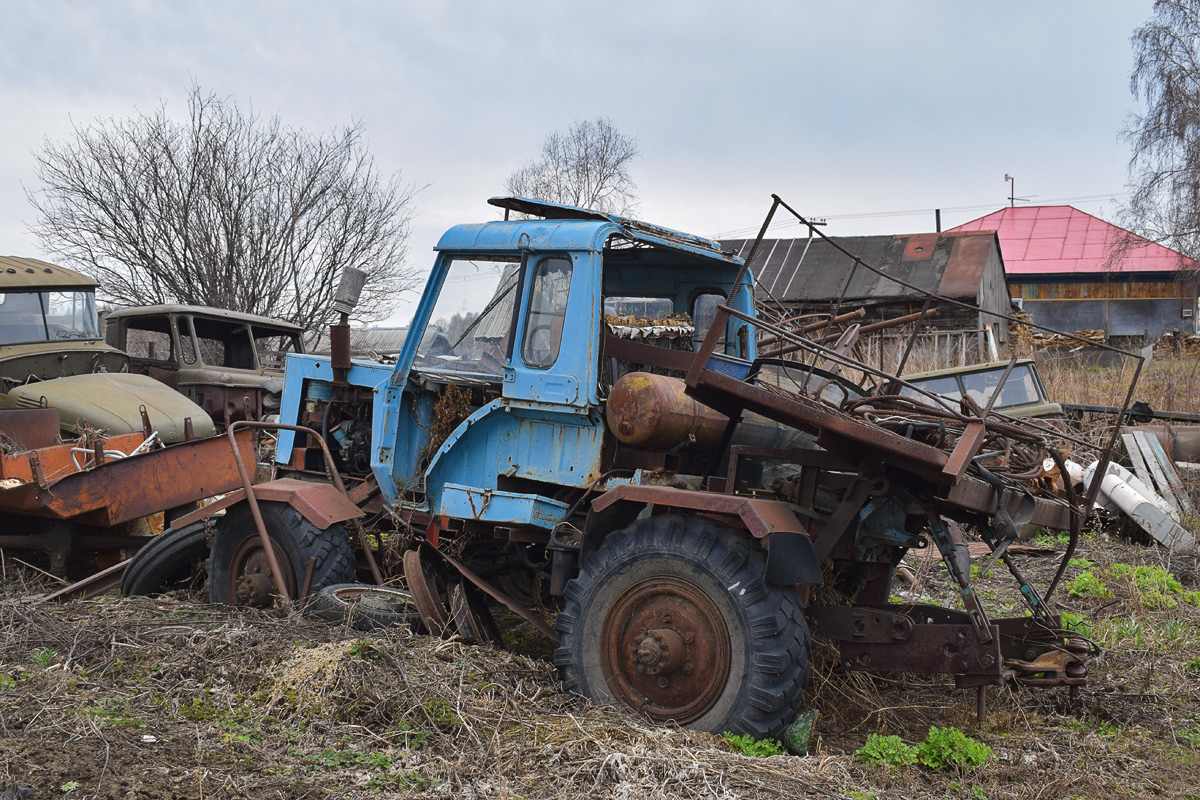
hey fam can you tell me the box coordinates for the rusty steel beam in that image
[758,308,867,349]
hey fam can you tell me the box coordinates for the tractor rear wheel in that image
[208,501,355,607]
[554,514,811,739]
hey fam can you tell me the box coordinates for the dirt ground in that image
[2,523,1200,800]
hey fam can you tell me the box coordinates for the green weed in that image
[31,649,57,666]
[722,732,784,757]
[347,639,379,659]
[364,770,435,793]
[1035,531,1071,547]
[914,726,993,771]
[422,698,460,731]
[1061,612,1093,637]
[1066,571,1110,599]
[854,733,917,769]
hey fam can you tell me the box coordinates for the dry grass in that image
[0,572,851,800]
[1039,352,1200,414]
[4,354,1200,797]
[4,525,1200,799]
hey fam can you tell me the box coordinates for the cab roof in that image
[0,257,96,290]
[105,304,303,333]
[433,197,742,268]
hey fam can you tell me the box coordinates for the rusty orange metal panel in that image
[0,408,60,450]
[0,432,147,483]
[591,483,807,539]
[249,477,365,529]
[0,429,256,525]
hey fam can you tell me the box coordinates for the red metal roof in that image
[948,205,1195,276]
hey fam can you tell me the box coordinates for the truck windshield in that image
[901,364,1042,410]
[0,290,100,345]
[415,256,520,377]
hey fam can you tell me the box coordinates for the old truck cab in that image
[105,305,304,426]
[0,256,214,442]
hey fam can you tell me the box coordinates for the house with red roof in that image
[949,206,1198,342]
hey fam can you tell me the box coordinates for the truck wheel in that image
[554,514,811,739]
[308,583,424,632]
[208,501,355,607]
[121,521,209,596]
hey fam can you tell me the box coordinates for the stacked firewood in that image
[1008,309,1036,357]
[1153,330,1200,358]
[1030,329,1105,349]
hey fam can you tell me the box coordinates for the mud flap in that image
[765,531,823,585]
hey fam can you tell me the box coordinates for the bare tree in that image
[28,85,418,337]
[504,118,639,215]
[1123,0,1200,264]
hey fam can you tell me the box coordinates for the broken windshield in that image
[0,290,100,345]
[414,256,520,377]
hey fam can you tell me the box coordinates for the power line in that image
[711,191,1131,240]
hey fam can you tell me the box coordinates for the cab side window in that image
[125,316,174,362]
[522,257,572,368]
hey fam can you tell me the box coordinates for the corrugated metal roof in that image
[719,231,999,303]
[0,256,96,289]
[948,205,1196,276]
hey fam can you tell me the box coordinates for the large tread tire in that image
[207,501,356,606]
[308,583,424,632]
[554,514,811,740]
[121,522,210,597]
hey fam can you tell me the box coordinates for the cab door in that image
[504,251,599,408]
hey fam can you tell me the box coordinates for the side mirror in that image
[333,268,368,315]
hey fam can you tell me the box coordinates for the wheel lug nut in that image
[657,677,669,688]
[682,632,694,644]
[682,663,693,675]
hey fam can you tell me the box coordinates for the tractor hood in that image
[0,340,129,382]
[2,372,217,443]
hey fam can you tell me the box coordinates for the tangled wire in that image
[843,393,1053,482]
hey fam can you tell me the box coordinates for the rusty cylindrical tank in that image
[606,372,729,451]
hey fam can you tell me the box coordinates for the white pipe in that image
[1073,458,1192,549]
[1083,460,1179,522]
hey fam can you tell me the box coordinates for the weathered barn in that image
[949,206,1198,343]
[720,231,1011,366]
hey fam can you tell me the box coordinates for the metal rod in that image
[892,295,934,378]
[687,197,779,388]
[225,421,353,604]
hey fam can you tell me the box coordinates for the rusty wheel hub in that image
[228,538,294,608]
[601,576,731,724]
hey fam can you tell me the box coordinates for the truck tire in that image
[308,583,424,632]
[554,514,811,739]
[208,501,355,607]
[121,521,209,596]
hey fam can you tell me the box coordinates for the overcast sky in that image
[1,1,1157,324]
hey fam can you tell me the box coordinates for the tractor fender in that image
[587,484,823,586]
[219,478,365,531]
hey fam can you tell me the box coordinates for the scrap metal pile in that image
[675,195,1159,709]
